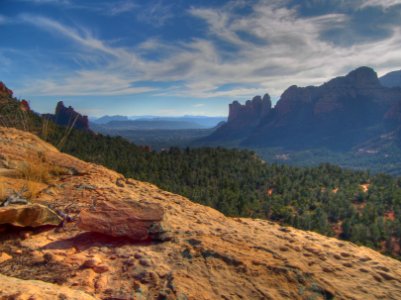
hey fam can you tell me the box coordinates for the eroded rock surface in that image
[0,273,96,300]
[78,200,165,241]
[0,203,62,227]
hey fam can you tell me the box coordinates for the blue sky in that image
[1,0,401,117]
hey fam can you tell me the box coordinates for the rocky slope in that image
[203,67,401,151]
[1,127,401,299]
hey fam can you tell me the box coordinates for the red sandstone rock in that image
[77,200,164,241]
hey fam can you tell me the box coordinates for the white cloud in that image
[359,0,401,8]
[108,1,137,16]
[136,1,174,27]
[13,0,401,102]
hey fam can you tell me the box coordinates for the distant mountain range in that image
[91,115,226,129]
[200,67,401,151]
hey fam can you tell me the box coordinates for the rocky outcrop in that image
[78,200,166,241]
[204,94,272,142]
[202,66,401,150]
[0,81,13,97]
[20,99,30,112]
[0,204,62,227]
[43,101,89,131]
[228,94,272,123]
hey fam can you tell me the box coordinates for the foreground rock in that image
[0,203,62,227]
[78,200,165,241]
[0,273,96,300]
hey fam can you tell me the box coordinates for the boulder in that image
[0,204,63,227]
[77,200,165,241]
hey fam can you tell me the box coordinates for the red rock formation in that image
[228,94,272,123]
[0,82,13,97]
[77,200,165,241]
[205,66,401,150]
[43,101,90,131]
[20,99,30,112]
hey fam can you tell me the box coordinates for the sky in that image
[1,0,401,117]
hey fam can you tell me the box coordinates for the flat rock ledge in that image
[77,200,166,241]
[0,204,63,227]
[0,273,96,300]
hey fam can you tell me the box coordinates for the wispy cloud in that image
[359,0,401,8]
[11,0,401,102]
[107,1,137,16]
[136,1,175,27]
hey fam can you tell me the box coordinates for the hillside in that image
[1,81,401,260]
[1,127,401,299]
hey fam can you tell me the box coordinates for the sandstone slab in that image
[77,200,164,241]
[0,273,96,300]
[0,204,62,227]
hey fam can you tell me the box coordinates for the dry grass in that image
[21,181,45,200]
[14,151,70,183]
[12,158,70,200]
[16,161,51,184]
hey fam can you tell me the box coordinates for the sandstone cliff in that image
[1,127,401,299]
[43,101,90,131]
[203,67,401,150]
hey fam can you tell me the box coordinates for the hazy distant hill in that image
[380,69,401,88]
[94,119,208,130]
[91,115,129,124]
[91,115,226,128]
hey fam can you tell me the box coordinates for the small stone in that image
[139,259,151,267]
[81,258,101,269]
[81,257,109,273]
[116,178,125,187]
[0,252,12,263]
[22,232,31,239]
[43,253,54,263]
[124,259,135,267]
[93,265,109,274]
